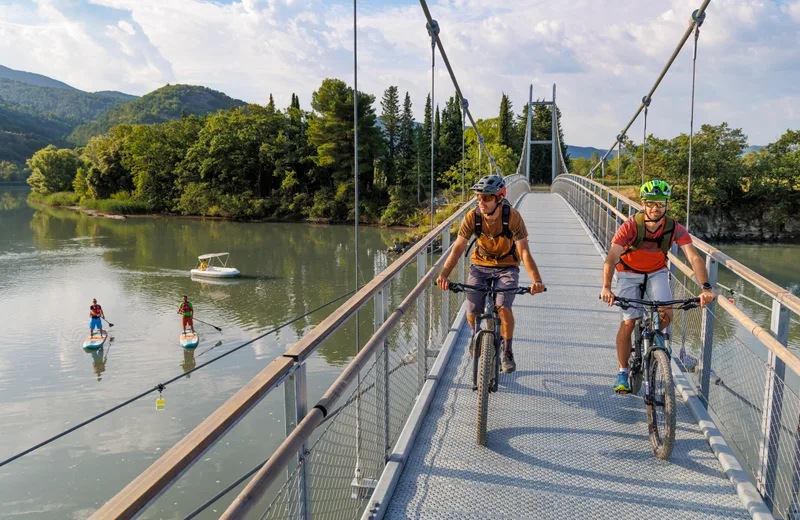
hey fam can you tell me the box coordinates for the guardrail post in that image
[615,198,623,227]
[441,231,451,342]
[604,191,611,251]
[699,256,718,406]
[284,363,310,518]
[668,243,679,278]
[758,300,791,508]
[374,287,390,462]
[417,251,428,390]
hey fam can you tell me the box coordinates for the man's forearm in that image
[521,252,542,282]
[690,257,709,286]
[603,262,615,289]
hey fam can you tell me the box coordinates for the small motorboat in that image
[190,253,240,278]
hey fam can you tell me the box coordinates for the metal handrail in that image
[222,178,529,518]
[554,174,800,316]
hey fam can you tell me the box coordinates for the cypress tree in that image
[380,86,400,186]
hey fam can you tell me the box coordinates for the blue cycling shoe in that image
[613,372,631,394]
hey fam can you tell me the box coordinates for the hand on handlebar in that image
[600,287,615,306]
[699,288,716,308]
[530,282,546,295]
[436,273,450,291]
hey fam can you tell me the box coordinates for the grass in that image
[80,198,150,214]
[28,191,79,206]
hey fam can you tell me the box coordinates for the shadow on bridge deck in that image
[382,193,755,520]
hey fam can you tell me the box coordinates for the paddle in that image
[103,317,114,327]
[194,318,222,332]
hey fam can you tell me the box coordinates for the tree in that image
[82,126,135,199]
[0,161,22,182]
[396,92,415,185]
[438,95,463,182]
[26,145,82,194]
[267,93,276,112]
[306,78,383,220]
[499,93,514,150]
[528,101,569,184]
[380,85,400,186]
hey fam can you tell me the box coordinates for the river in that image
[0,185,797,519]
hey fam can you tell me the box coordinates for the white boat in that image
[190,252,240,278]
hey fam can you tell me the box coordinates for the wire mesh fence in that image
[259,248,468,520]
[553,175,800,519]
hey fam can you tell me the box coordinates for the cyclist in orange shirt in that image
[600,180,715,393]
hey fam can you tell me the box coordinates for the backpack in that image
[465,200,517,261]
[618,212,676,272]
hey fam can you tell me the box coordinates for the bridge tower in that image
[522,83,558,185]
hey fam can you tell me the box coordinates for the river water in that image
[0,185,797,518]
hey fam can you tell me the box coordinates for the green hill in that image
[0,103,72,163]
[0,64,77,90]
[68,84,247,144]
[94,90,138,101]
[0,78,134,125]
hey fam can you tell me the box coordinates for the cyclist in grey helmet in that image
[436,174,546,373]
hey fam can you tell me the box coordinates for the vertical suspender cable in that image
[428,21,438,233]
[352,0,362,489]
[461,99,465,202]
[617,136,622,191]
[686,10,705,232]
[642,96,650,184]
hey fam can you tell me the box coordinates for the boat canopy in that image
[197,252,229,260]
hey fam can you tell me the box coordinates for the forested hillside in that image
[68,84,247,144]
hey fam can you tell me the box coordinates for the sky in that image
[0,0,798,147]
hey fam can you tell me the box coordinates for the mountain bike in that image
[447,279,542,445]
[613,296,700,459]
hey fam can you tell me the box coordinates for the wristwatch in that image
[701,282,713,290]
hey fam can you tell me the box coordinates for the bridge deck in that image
[385,193,752,519]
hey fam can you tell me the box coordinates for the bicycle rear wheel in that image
[476,331,494,446]
[646,349,676,459]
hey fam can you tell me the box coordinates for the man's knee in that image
[619,319,637,332]
[497,306,514,320]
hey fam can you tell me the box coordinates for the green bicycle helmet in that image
[640,179,672,199]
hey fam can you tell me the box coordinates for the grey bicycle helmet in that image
[470,175,506,197]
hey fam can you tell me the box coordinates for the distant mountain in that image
[744,145,764,155]
[68,84,247,144]
[94,90,138,101]
[0,103,72,163]
[567,145,616,160]
[0,64,78,91]
[0,78,134,125]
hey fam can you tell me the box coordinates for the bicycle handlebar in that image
[444,282,546,295]
[611,296,700,311]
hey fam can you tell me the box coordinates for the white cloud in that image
[0,0,797,146]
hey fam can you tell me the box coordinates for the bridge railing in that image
[552,173,800,519]
[93,177,529,519]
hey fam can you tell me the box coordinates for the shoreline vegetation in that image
[8,76,797,242]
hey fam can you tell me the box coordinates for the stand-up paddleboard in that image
[83,330,107,350]
[180,331,199,348]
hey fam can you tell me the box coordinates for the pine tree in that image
[438,95,463,181]
[434,105,441,175]
[397,92,415,186]
[499,93,514,150]
[267,93,276,112]
[418,94,433,196]
[380,86,400,186]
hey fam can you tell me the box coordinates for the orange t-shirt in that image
[458,204,528,267]
[612,216,692,273]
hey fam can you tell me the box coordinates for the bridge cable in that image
[686,9,705,232]
[641,97,650,184]
[588,0,711,176]
[417,0,499,171]
[0,289,355,470]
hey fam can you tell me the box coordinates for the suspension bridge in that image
[5,0,799,518]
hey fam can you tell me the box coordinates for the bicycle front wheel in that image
[646,349,676,459]
[476,331,494,446]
